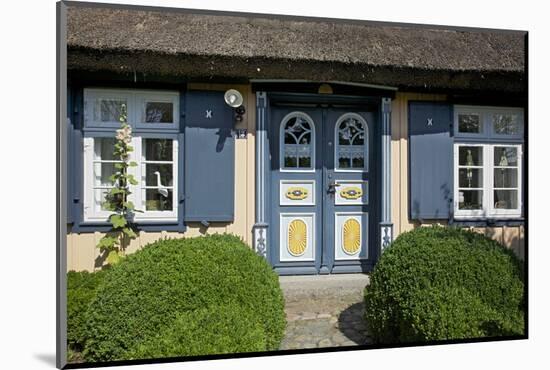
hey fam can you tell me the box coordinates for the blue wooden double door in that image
[269,103,379,274]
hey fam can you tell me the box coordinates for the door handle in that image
[327,181,341,194]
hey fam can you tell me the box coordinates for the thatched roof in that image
[66,3,526,93]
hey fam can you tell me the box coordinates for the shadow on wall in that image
[91,222,234,268]
[411,182,452,220]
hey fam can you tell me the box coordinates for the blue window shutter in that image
[408,102,453,220]
[184,91,235,222]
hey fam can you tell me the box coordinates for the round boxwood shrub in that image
[364,226,524,343]
[82,234,285,361]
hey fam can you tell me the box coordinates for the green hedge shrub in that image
[128,304,267,358]
[364,226,524,343]
[67,270,107,352]
[82,234,285,361]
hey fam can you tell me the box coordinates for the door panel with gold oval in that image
[334,213,368,260]
[280,213,315,261]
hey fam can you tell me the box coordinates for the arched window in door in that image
[335,113,368,171]
[280,112,315,170]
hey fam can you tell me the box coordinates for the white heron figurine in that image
[154,171,169,198]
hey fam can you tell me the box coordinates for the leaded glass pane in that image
[493,113,520,135]
[144,102,173,123]
[458,113,481,133]
[95,99,127,123]
[282,116,313,169]
[336,117,366,169]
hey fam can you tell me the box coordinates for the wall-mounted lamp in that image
[224,89,246,123]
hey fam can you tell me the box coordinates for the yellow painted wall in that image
[390,92,525,259]
[67,83,256,272]
[68,87,525,271]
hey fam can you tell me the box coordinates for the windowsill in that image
[70,221,185,233]
[450,217,525,227]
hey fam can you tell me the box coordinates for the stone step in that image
[279,274,370,304]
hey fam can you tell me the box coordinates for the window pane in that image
[282,115,313,169]
[459,168,483,188]
[493,113,520,135]
[95,99,127,123]
[494,168,518,188]
[145,189,173,211]
[494,147,518,167]
[337,117,366,169]
[458,190,483,210]
[339,157,350,168]
[94,138,116,161]
[299,156,311,168]
[144,139,173,161]
[145,163,173,187]
[94,163,117,187]
[284,156,297,168]
[338,146,365,169]
[352,156,365,168]
[458,114,481,133]
[458,146,483,166]
[284,117,312,144]
[494,190,518,209]
[94,189,113,212]
[144,102,174,123]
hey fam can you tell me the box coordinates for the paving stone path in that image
[279,275,373,350]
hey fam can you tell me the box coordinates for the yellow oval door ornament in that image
[288,219,307,256]
[286,187,309,200]
[340,187,363,200]
[343,218,361,255]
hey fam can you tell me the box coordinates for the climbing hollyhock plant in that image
[97,108,140,265]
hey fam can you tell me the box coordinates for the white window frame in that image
[83,136,125,222]
[279,111,316,172]
[84,88,179,129]
[83,136,179,222]
[83,88,180,223]
[489,144,523,217]
[453,143,522,219]
[454,143,486,218]
[134,137,179,222]
[84,89,135,128]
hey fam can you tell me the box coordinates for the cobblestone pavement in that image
[280,295,372,350]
